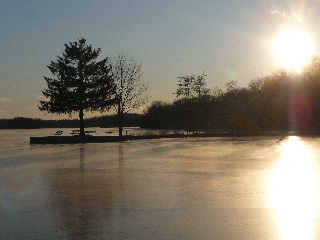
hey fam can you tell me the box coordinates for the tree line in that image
[141,56,320,134]
[6,38,320,134]
[0,114,141,129]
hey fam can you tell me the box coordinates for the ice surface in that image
[1,130,320,239]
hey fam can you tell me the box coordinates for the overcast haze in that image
[1,0,320,119]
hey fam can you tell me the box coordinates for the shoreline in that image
[29,131,313,144]
[29,135,134,144]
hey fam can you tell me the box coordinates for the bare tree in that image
[192,72,210,101]
[111,53,148,136]
[176,72,209,101]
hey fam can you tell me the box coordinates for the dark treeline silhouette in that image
[0,114,141,129]
[141,57,320,134]
[5,57,320,133]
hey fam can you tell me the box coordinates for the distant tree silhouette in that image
[38,38,116,135]
[174,73,210,132]
[261,70,292,130]
[191,72,210,101]
[141,101,172,129]
[224,80,238,92]
[111,53,148,136]
[175,72,209,100]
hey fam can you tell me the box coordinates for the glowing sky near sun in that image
[273,28,313,71]
[1,0,320,119]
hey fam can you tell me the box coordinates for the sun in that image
[273,28,313,71]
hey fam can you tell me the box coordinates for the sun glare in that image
[273,28,313,71]
[271,136,319,239]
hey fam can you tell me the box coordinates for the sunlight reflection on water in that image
[272,136,319,240]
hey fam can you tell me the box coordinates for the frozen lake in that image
[1,129,320,239]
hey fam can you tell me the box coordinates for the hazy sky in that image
[1,0,320,119]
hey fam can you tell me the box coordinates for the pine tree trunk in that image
[118,100,123,137]
[119,114,123,137]
[79,109,85,136]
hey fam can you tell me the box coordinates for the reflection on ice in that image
[272,136,319,239]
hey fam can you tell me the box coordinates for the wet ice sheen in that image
[1,129,320,239]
